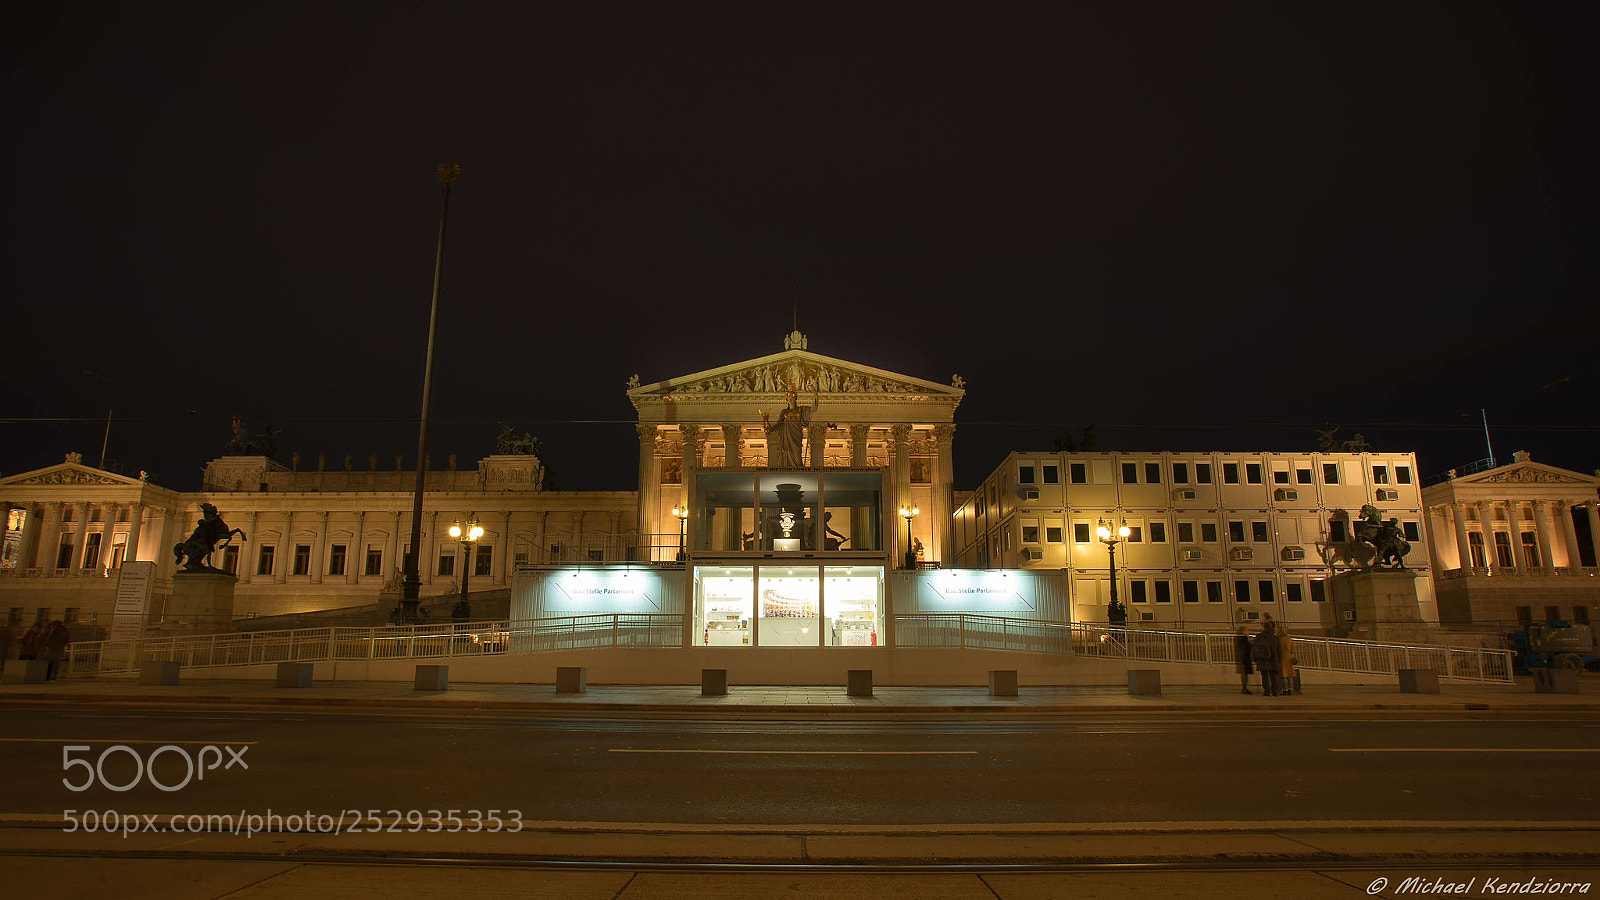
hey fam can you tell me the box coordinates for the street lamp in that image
[899,505,919,570]
[671,505,689,562]
[1097,517,1130,627]
[447,514,483,622]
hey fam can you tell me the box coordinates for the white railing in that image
[892,615,1515,684]
[61,615,686,678]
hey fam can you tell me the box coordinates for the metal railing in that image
[60,615,686,678]
[892,615,1515,683]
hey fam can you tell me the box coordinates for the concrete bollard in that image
[414,664,449,691]
[988,669,1019,697]
[139,661,181,686]
[847,669,873,697]
[701,668,727,696]
[556,666,587,694]
[275,662,314,688]
[1398,668,1441,694]
[1533,667,1580,694]
[1127,669,1162,696]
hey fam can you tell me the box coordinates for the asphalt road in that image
[2,704,1597,826]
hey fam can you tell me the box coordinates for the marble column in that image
[1532,500,1555,571]
[125,503,143,563]
[1587,503,1600,570]
[636,425,658,559]
[1451,501,1472,570]
[1507,502,1528,571]
[275,512,292,583]
[1559,501,1583,572]
[721,424,743,468]
[98,503,119,570]
[424,511,438,584]
[1476,501,1498,573]
[680,425,700,556]
[1421,506,1442,570]
[309,512,328,584]
[890,424,912,567]
[719,425,744,551]
[388,511,403,584]
[807,422,827,468]
[847,425,873,550]
[497,510,513,583]
[849,424,871,466]
[69,503,91,570]
[240,512,258,583]
[348,511,365,584]
[933,424,956,565]
[17,502,41,570]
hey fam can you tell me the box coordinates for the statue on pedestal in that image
[1353,504,1410,569]
[173,503,247,572]
[760,384,812,468]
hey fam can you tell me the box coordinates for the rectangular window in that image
[1223,463,1240,484]
[1296,467,1313,484]
[1129,581,1147,603]
[83,533,102,569]
[1172,463,1189,484]
[1018,465,1036,485]
[1329,520,1347,542]
[1126,526,1142,543]
[1235,580,1251,603]
[1252,521,1269,542]
[1286,583,1303,603]
[1310,580,1327,603]
[292,545,310,576]
[1201,522,1218,542]
[1070,463,1087,484]
[1396,465,1413,485]
[476,545,494,576]
[1196,463,1213,484]
[1323,463,1340,484]
[328,544,347,576]
[1046,526,1062,543]
[64,606,80,624]
[1228,521,1246,542]
[1402,521,1421,542]
[257,545,275,576]
[1206,582,1224,603]
[1273,469,1290,484]
[1246,463,1262,484]
[1144,462,1162,484]
[1149,522,1166,543]
[1177,522,1194,543]
[1182,580,1200,603]
[1154,581,1172,603]
[1042,465,1059,484]
[1259,579,1275,603]
[437,553,455,577]
[222,545,239,575]
[1074,523,1091,543]
[1372,465,1389,484]
[56,541,74,569]
[6,608,21,627]
[34,607,49,624]
[365,549,383,576]
[1121,462,1138,484]
[1021,526,1040,543]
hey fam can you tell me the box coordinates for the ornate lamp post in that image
[671,505,689,562]
[448,514,483,621]
[899,505,919,570]
[1097,517,1130,626]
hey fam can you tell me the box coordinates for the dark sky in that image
[4,2,1596,492]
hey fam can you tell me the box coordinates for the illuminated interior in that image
[693,564,884,647]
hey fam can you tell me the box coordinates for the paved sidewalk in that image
[1,676,1595,712]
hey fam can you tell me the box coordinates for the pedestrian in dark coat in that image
[1250,622,1281,697]
[1233,626,1254,694]
[42,621,70,681]
[18,622,44,660]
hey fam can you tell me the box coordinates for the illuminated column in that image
[348,511,365,585]
[125,503,143,563]
[98,503,119,570]
[720,425,743,551]
[388,511,403,584]
[1587,503,1600,570]
[680,425,700,555]
[890,424,912,563]
[17,503,41,569]
[69,503,90,570]
[423,511,438,584]
[276,512,292,583]
[849,424,871,466]
[933,424,957,565]
[635,425,658,558]
[240,511,257,583]
[1476,501,1498,573]
[807,422,827,468]
[1506,502,1528,571]
[849,425,873,549]
[309,511,328,584]
[1421,505,1442,570]
[497,510,513,584]
[720,424,743,468]
[1451,501,1472,570]
[1559,501,1583,571]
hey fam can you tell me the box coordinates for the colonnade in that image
[1426,498,1599,573]
[0,500,151,574]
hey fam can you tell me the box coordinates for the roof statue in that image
[495,423,541,456]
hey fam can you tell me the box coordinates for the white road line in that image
[0,739,259,744]
[610,749,977,755]
[1328,748,1600,753]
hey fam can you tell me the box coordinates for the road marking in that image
[1328,748,1600,753]
[610,749,977,755]
[0,739,259,745]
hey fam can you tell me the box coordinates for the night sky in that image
[4,2,1596,492]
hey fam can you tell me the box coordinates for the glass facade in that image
[693,564,883,647]
[692,470,883,554]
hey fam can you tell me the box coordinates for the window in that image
[257,545,275,576]
[55,541,74,569]
[1145,463,1162,484]
[35,607,49,624]
[1323,463,1340,484]
[1196,463,1213,484]
[1172,463,1189,484]
[1252,521,1269,542]
[1228,521,1246,542]
[83,533,102,569]
[1206,582,1224,603]
[1274,469,1290,484]
[1246,463,1262,484]
[1150,522,1166,543]
[64,607,79,624]
[1258,580,1275,603]
[437,552,455,576]
[1309,580,1327,603]
[1201,523,1218,542]
[1042,465,1059,484]
[1121,462,1138,484]
[1516,606,1533,628]
[1177,522,1194,543]
[1521,532,1540,567]
[1046,526,1062,543]
[1070,463,1087,484]
[222,545,239,575]
[1126,526,1142,543]
[1396,465,1412,485]
[1018,465,1036,485]
[1329,520,1347,542]
[1235,580,1251,603]
[1130,581,1147,603]
[328,544,347,576]
[1286,583,1303,603]
[1545,605,1562,624]
[1402,522,1421,542]
[6,608,21,626]
[476,545,494,576]
[1372,465,1389,484]
[1182,581,1200,603]
[1074,523,1091,543]
[588,548,605,561]
[365,549,383,576]
[292,545,310,576]
[1223,463,1239,484]
[1296,467,1313,484]
[1022,526,1039,543]
[1154,582,1172,603]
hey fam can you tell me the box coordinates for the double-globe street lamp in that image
[448,514,484,622]
[1097,517,1130,627]
[899,505,919,570]
[671,505,689,562]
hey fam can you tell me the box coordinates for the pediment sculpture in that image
[669,359,936,396]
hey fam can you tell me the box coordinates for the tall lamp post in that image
[671,505,688,562]
[1097,517,1130,626]
[899,505,919,570]
[448,514,483,622]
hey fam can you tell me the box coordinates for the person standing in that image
[18,622,44,661]
[1278,624,1298,696]
[1251,621,1280,697]
[42,620,70,681]
[1233,626,1254,694]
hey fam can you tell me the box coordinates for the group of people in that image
[0,621,72,681]
[1234,617,1297,696]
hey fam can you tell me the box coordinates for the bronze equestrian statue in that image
[173,503,247,572]
[1353,504,1410,569]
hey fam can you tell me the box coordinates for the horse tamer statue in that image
[1353,504,1410,569]
[173,503,247,572]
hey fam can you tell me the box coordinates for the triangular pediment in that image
[0,460,149,488]
[1457,461,1600,486]
[628,349,966,400]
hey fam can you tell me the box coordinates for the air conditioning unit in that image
[1243,611,1261,621]
[1231,547,1254,561]
[1139,612,1154,621]
[1273,488,1299,502]
[1173,489,1197,501]
[1025,489,1040,500]
[1343,610,1355,622]
[1024,548,1043,561]
[1375,489,1399,502]
[1179,549,1204,562]
[1282,546,1307,561]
